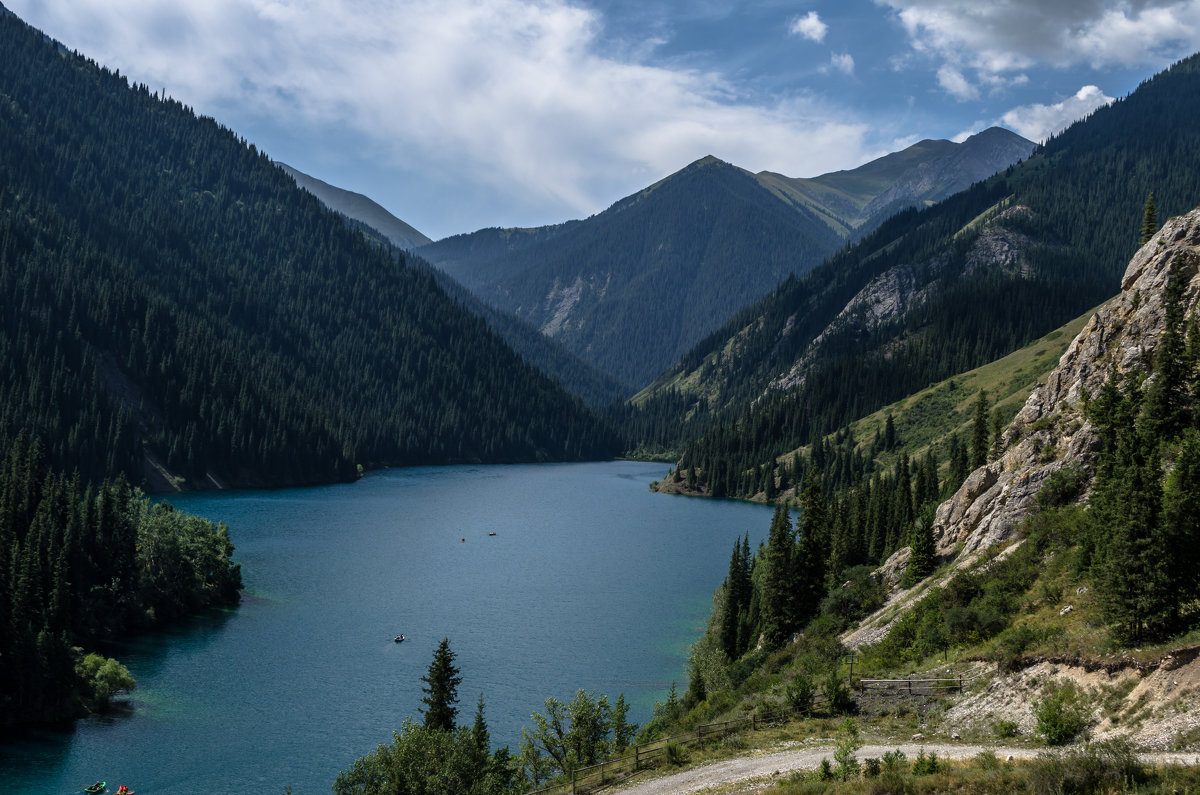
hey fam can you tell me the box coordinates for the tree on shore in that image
[420,638,462,732]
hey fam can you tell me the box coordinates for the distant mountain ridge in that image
[276,162,432,250]
[417,130,1033,390]
[755,127,1035,238]
[419,156,845,388]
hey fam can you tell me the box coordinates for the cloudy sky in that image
[7,0,1200,239]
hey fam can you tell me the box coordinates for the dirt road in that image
[613,743,1200,794]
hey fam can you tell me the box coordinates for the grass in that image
[842,304,1101,469]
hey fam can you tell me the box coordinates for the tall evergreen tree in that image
[760,505,796,649]
[1143,256,1193,438]
[420,638,463,732]
[1141,191,1159,245]
[970,390,990,470]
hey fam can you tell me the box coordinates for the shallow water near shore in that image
[0,461,772,794]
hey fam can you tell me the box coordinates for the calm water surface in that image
[1,461,772,793]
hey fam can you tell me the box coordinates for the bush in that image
[975,750,1000,771]
[823,671,853,715]
[663,741,689,766]
[881,749,907,774]
[1035,682,1091,746]
[911,748,941,775]
[1026,739,1145,793]
[993,718,1020,738]
[785,673,815,715]
[863,757,881,777]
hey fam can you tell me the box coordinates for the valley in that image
[5,2,1200,793]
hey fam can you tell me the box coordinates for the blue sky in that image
[8,0,1200,240]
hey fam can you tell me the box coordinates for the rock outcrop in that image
[845,207,1200,649]
[934,209,1200,558]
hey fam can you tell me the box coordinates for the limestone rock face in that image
[935,209,1200,557]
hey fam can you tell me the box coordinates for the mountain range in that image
[415,130,1033,389]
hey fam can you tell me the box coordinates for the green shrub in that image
[993,718,1020,738]
[823,671,853,715]
[863,757,881,777]
[975,750,1000,771]
[911,748,941,775]
[1026,739,1145,793]
[663,741,689,766]
[785,673,815,715]
[1035,682,1091,745]
[881,749,907,774]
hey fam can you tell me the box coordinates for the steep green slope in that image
[642,53,1200,496]
[278,170,631,407]
[422,156,844,388]
[0,11,618,489]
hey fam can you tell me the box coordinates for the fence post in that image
[752,712,757,731]
[571,768,577,795]
[634,744,640,771]
[600,761,605,785]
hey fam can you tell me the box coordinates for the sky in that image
[7,1,1200,240]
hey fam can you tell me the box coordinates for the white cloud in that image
[8,0,876,232]
[790,10,827,42]
[879,0,1200,80]
[999,85,1115,142]
[826,52,855,76]
[936,65,977,100]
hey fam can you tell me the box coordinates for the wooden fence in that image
[857,677,964,695]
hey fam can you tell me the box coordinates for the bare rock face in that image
[935,209,1200,558]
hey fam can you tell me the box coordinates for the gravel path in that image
[613,743,1200,794]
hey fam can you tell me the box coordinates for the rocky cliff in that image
[935,208,1200,557]
[844,205,1200,647]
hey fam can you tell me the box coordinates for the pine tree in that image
[420,638,463,732]
[970,390,990,470]
[1141,192,1159,245]
[904,505,937,585]
[760,505,795,649]
[1143,256,1192,438]
[794,472,828,624]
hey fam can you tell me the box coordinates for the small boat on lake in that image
[84,783,106,795]
[488,531,497,536]
[393,634,406,643]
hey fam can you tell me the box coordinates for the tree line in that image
[0,432,242,726]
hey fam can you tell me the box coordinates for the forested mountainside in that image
[417,133,1031,391]
[280,167,631,407]
[0,11,618,491]
[419,156,844,388]
[756,126,1035,239]
[275,162,432,250]
[639,53,1200,497]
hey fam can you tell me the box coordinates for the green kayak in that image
[84,783,105,795]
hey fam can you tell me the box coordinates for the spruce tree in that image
[970,390,990,470]
[1141,191,1159,245]
[1143,256,1192,438]
[420,638,463,732]
[760,505,795,649]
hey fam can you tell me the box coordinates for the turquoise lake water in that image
[0,461,774,793]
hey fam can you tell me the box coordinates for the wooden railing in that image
[857,677,964,694]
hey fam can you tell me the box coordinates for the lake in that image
[0,461,773,793]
